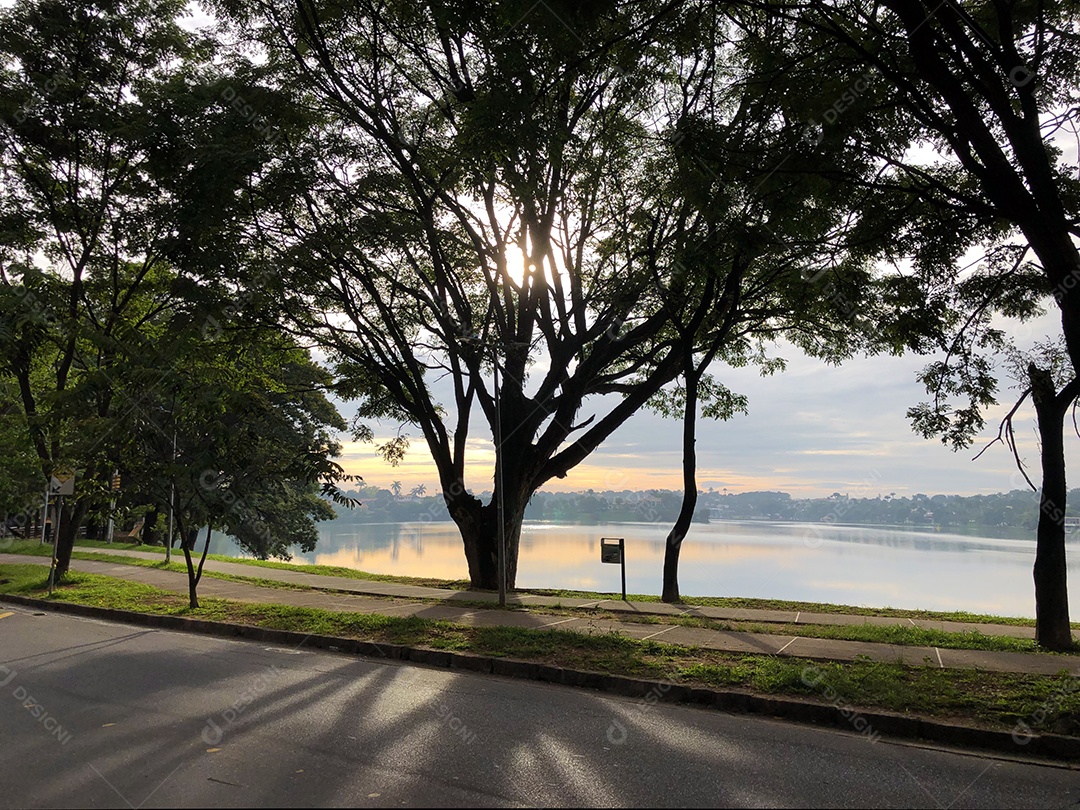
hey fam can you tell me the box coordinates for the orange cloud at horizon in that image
[338,439,837,498]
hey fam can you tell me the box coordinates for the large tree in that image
[747,0,1080,647]
[212,0,899,592]
[116,320,353,608]
[0,0,201,576]
[0,0,291,578]
[751,0,1080,648]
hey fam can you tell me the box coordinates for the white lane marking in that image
[642,626,676,641]
[776,637,800,654]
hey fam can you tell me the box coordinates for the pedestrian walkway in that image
[2,550,1076,677]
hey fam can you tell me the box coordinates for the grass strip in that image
[2,539,471,589]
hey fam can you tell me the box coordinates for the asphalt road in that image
[1,603,1077,809]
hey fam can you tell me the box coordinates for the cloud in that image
[332,325,1072,498]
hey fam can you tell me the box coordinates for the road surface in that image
[0,602,1077,808]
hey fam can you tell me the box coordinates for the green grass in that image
[2,538,166,555]
[746,621,1044,654]
[196,555,473,590]
[567,610,1051,654]
[2,563,1077,737]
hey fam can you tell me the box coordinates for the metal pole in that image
[166,429,176,563]
[106,470,117,544]
[494,355,506,607]
[48,495,61,596]
[620,538,626,601]
[39,486,50,545]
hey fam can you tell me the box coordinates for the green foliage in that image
[646,374,749,421]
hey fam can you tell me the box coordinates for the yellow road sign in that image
[49,467,75,496]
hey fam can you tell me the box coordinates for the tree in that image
[0,0,293,579]
[213,0,893,593]
[116,317,354,608]
[748,0,1080,647]
[0,0,203,577]
[206,0,717,590]
[606,2,927,602]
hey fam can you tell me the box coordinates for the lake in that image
[205,519,1080,619]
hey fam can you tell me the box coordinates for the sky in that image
[338,309,1074,499]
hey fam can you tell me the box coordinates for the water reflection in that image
[205,519,1080,619]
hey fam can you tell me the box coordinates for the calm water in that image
[205,520,1080,619]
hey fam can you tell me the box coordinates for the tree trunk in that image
[53,497,90,580]
[1029,364,1075,651]
[440,488,492,591]
[182,523,214,609]
[182,527,198,551]
[496,497,524,591]
[140,506,159,547]
[445,483,526,591]
[663,368,700,603]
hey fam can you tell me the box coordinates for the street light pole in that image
[165,428,176,564]
[494,356,506,608]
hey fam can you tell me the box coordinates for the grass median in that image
[1,562,1077,738]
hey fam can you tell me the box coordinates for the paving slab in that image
[600,599,686,616]
[782,636,940,667]
[939,647,1080,676]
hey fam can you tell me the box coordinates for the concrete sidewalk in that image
[2,550,1076,677]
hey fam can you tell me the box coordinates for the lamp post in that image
[493,357,506,608]
[490,338,532,607]
[39,485,50,545]
[154,404,178,563]
[165,427,176,564]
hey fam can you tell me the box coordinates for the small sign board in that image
[600,537,627,601]
[600,537,623,564]
[49,467,75,496]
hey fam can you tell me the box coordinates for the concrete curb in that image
[4,593,1078,763]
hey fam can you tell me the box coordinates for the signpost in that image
[47,468,75,595]
[49,467,75,496]
[600,537,626,601]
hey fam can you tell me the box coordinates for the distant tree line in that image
[330,486,1074,533]
[705,489,1080,531]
